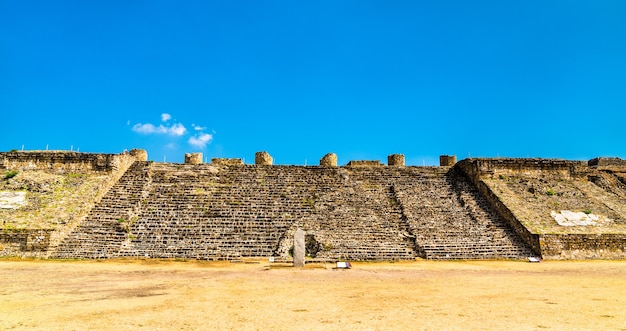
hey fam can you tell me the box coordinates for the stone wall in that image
[0,229,53,258]
[457,158,588,181]
[212,158,244,166]
[588,157,626,168]
[0,149,145,257]
[456,158,626,259]
[54,163,536,261]
[4,149,623,261]
[0,150,140,174]
[346,160,381,167]
[540,234,626,259]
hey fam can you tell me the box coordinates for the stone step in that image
[54,162,534,261]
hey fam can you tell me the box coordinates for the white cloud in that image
[192,124,206,131]
[169,123,187,136]
[161,113,172,122]
[132,123,166,134]
[132,123,187,136]
[188,133,213,149]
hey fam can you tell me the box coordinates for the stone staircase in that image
[394,167,534,259]
[54,161,534,260]
[52,161,151,258]
[127,164,293,259]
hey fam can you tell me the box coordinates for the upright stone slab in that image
[293,228,305,267]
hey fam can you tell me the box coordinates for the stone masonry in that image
[439,155,457,167]
[3,149,624,261]
[185,153,203,164]
[212,158,244,166]
[319,153,338,167]
[388,154,405,167]
[255,152,273,165]
[53,161,536,260]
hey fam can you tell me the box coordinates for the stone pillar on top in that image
[255,151,273,165]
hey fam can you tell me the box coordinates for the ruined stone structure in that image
[212,158,244,166]
[457,158,626,259]
[319,153,338,167]
[440,155,457,167]
[130,149,148,161]
[255,152,273,165]
[388,154,405,167]
[346,160,381,167]
[1,150,625,260]
[184,153,203,165]
[0,149,139,173]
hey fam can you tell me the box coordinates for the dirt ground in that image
[0,259,625,330]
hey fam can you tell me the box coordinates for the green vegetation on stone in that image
[3,170,18,180]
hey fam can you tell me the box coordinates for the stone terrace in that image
[54,162,534,260]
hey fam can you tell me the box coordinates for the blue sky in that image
[1,1,625,165]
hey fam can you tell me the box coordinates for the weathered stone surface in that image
[588,157,626,168]
[320,153,338,167]
[255,151,273,165]
[0,151,136,173]
[1,149,623,261]
[0,229,53,257]
[130,149,148,161]
[184,153,203,164]
[456,158,626,259]
[0,191,27,209]
[439,155,457,167]
[551,210,609,226]
[211,158,244,166]
[388,154,405,167]
[293,229,305,267]
[347,160,381,167]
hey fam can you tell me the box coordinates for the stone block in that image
[130,149,148,161]
[347,160,381,167]
[293,228,305,267]
[185,153,203,164]
[439,155,457,167]
[388,154,405,167]
[320,153,338,167]
[255,151,273,165]
[212,158,244,166]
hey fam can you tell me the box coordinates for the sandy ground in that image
[0,259,625,331]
